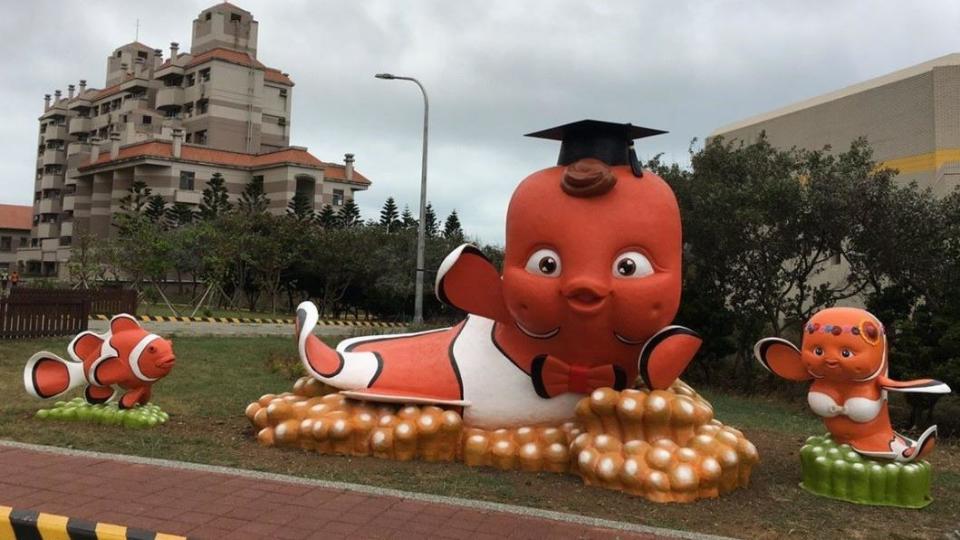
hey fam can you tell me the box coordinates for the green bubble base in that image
[799,434,932,509]
[35,397,170,429]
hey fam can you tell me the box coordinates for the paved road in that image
[88,319,403,338]
[0,442,687,540]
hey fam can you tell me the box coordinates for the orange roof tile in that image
[0,204,34,231]
[78,141,370,185]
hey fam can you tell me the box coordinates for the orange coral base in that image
[245,378,758,503]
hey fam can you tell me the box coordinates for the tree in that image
[66,232,107,288]
[317,204,338,229]
[119,180,152,214]
[165,202,195,228]
[144,194,167,224]
[401,205,417,229]
[198,172,232,220]
[424,202,438,237]
[287,192,314,221]
[443,210,463,240]
[379,197,400,231]
[337,199,362,228]
[238,176,270,214]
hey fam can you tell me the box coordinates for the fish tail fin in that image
[23,352,85,399]
[296,301,376,390]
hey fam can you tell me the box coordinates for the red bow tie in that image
[531,354,628,398]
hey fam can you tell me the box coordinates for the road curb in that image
[91,314,404,327]
[0,504,186,540]
[0,440,735,540]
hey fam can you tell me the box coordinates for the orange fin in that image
[340,388,470,406]
[24,353,78,399]
[754,337,810,381]
[89,357,125,386]
[638,326,702,390]
[84,385,115,404]
[435,244,511,323]
[68,331,104,363]
[109,314,142,334]
[878,376,951,394]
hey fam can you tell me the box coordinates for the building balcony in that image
[156,87,185,110]
[40,173,63,190]
[41,150,66,167]
[184,82,208,103]
[60,221,73,237]
[121,97,150,113]
[62,195,75,212]
[45,124,69,141]
[67,141,90,157]
[39,198,62,214]
[36,222,60,239]
[92,114,111,131]
[174,189,202,205]
[69,117,92,135]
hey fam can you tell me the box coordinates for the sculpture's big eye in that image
[148,345,156,354]
[525,248,561,277]
[814,346,823,356]
[613,251,654,278]
[841,348,852,358]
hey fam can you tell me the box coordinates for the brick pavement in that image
[0,443,682,540]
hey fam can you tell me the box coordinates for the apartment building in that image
[20,2,371,279]
[0,205,32,273]
[711,53,960,197]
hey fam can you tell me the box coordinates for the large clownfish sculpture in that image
[296,120,703,429]
[754,307,951,462]
[23,314,176,409]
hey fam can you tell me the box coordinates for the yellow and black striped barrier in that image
[0,505,186,540]
[91,314,404,327]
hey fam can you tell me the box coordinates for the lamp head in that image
[375,73,396,80]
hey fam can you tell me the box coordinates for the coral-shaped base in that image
[799,435,932,508]
[245,378,758,503]
[35,398,169,429]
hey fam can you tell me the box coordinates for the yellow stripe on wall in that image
[37,512,69,540]
[882,148,960,174]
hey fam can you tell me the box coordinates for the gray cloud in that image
[3,0,958,244]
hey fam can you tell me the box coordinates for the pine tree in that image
[317,204,338,228]
[239,175,270,214]
[424,202,438,237]
[400,205,417,229]
[144,194,167,224]
[165,202,195,228]
[443,209,464,240]
[287,192,315,221]
[119,180,152,214]
[337,199,362,228]
[198,172,232,220]
[379,197,400,232]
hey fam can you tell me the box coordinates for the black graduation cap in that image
[525,119,666,177]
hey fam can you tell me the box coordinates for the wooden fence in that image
[0,293,89,339]
[0,288,137,340]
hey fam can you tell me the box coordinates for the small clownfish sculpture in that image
[296,120,704,430]
[23,314,176,409]
[754,307,951,462]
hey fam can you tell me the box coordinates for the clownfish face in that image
[800,307,884,382]
[500,163,683,363]
[139,338,176,379]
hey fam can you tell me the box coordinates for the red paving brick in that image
[0,444,665,539]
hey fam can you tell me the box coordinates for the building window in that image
[19,237,28,248]
[0,237,11,252]
[831,252,842,265]
[142,115,152,124]
[332,189,344,206]
[137,51,148,60]
[195,130,208,145]
[205,12,211,21]
[60,236,72,246]
[230,13,242,22]
[197,99,208,115]
[185,133,192,143]
[199,68,210,82]
[184,74,195,87]
[179,171,195,191]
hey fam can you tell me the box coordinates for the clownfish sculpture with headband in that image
[754,307,951,462]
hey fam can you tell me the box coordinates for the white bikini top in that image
[807,391,884,423]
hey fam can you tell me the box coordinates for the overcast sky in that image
[3,0,958,244]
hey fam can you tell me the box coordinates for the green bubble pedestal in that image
[35,397,170,429]
[799,434,932,508]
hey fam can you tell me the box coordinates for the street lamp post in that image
[376,73,429,324]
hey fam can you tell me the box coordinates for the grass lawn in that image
[1,336,958,539]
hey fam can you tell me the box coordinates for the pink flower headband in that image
[805,320,884,345]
